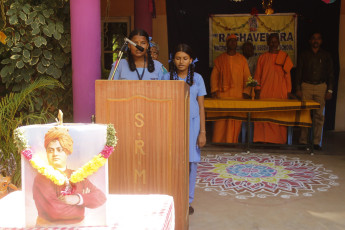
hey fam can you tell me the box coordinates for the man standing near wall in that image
[210,34,250,143]
[296,32,334,150]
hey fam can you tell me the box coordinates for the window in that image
[102,17,130,72]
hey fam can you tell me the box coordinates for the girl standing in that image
[108,29,166,80]
[162,44,207,215]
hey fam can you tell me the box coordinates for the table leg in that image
[247,112,251,153]
[310,109,315,154]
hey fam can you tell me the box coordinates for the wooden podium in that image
[95,80,190,230]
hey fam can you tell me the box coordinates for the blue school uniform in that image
[162,72,207,204]
[108,59,165,80]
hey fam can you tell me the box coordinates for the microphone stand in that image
[108,41,128,80]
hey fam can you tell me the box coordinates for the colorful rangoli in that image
[196,153,339,199]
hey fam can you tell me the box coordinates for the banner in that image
[209,13,297,67]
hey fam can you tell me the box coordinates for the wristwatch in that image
[327,89,333,93]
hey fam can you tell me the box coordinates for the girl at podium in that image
[162,44,207,215]
[108,29,166,80]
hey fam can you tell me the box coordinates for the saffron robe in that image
[211,53,250,143]
[33,169,106,226]
[253,51,293,144]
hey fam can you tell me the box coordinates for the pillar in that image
[134,0,152,35]
[70,0,101,122]
[335,0,345,130]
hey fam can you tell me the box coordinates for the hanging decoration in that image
[262,0,274,15]
[210,14,296,33]
[254,14,296,33]
[210,15,248,31]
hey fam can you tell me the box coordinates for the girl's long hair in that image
[169,43,194,86]
[127,29,155,72]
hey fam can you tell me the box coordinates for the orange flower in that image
[0,31,6,44]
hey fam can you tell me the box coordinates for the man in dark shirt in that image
[296,32,334,150]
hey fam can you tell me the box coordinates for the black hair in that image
[169,44,195,86]
[309,31,322,40]
[127,29,155,72]
[242,41,254,49]
[267,33,280,45]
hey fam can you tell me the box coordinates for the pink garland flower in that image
[21,149,33,161]
[101,145,114,159]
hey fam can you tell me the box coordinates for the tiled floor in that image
[189,131,345,230]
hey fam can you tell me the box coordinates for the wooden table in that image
[0,191,175,230]
[204,98,320,152]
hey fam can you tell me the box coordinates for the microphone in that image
[124,38,145,52]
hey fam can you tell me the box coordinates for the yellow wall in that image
[335,0,345,130]
[101,0,169,69]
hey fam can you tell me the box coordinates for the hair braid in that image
[186,63,195,86]
[127,48,136,71]
[147,45,155,72]
[169,60,177,80]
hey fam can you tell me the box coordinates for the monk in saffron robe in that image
[211,34,251,143]
[253,33,293,144]
[32,127,106,226]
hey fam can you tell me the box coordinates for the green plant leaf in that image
[42,58,50,67]
[7,40,14,47]
[33,36,47,47]
[56,22,64,33]
[6,9,16,16]
[25,17,34,25]
[15,32,21,42]
[46,64,54,75]
[58,35,68,48]
[28,11,37,20]
[54,56,65,68]
[14,73,23,83]
[32,27,40,36]
[53,31,61,40]
[37,61,47,73]
[22,56,31,63]
[9,15,19,25]
[25,43,33,50]
[0,65,10,77]
[20,28,25,36]
[43,9,52,18]
[1,59,12,65]
[22,5,31,14]
[52,67,62,79]
[38,14,45,25]
[19,11,27,21]
[34,97,43,110]
[48,22,55,34]
[11,47,22,53]
[43,50,52,60]
[22,72,31,82]
[41,37,47,46]
[32,48,42,57]
[10,54,21,60]
[43,26,52,37]
[29,57,39,65]
[23,49,31,59]
[16,60,25,69]
[16,42,24,47]
[31,21,39,30]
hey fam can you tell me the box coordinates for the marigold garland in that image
[14,124,118,187]
[211,14,296,33]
